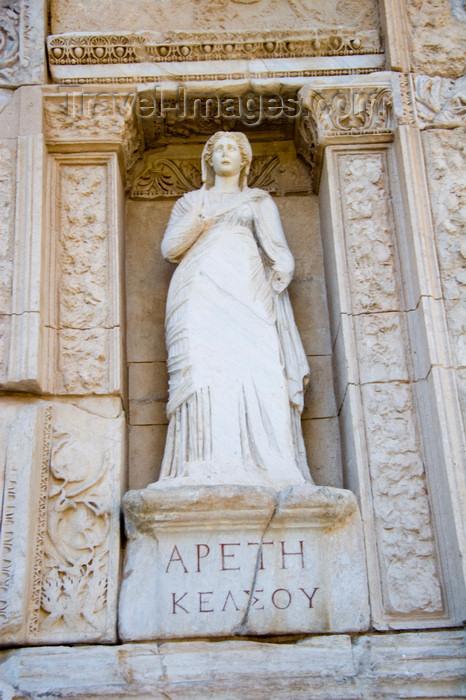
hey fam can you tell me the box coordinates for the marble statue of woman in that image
[157,131,313,488]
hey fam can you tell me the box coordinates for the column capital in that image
[296,81,394,189]
[43,88,144,182]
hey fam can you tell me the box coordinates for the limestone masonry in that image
[0,0,465,697]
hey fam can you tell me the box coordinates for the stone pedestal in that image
[119,483,369,640]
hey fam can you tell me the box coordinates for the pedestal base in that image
[119,483,369,640]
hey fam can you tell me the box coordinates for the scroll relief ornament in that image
[130,154,280,199]
[29,418,115,641]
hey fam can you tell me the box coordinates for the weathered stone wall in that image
[407,0,466,78]
[422,127,466,423]
[50,0,380,34]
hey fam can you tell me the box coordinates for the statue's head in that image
[201,131,252,189]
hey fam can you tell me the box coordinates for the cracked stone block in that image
[118,483,369,640]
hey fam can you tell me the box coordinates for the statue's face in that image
[211,136,242,177]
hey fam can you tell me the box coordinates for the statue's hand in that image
[198,213,217,233]
[270,269,291,294]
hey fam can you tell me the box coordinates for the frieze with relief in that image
[414,75,466,129]
[51,0,379,34]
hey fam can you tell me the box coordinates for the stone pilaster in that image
[0,88,142,644]
[299,73,465,629]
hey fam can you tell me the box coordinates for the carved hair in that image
[201,131,252,190]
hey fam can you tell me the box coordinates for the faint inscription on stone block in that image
[119,485,369,640]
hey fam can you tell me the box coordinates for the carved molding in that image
[27,406,53,638]
[397,73,417,127]
[48,29,382,66]
[0,134,47,393]
[414,74,466,130]
[46,27,384,84]
[54,67,383,86]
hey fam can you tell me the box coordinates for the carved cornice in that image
[47,29,384,84]
[48,29,382,66]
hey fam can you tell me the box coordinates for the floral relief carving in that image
[339,153,399,313]
[362,383,443,614]
[29,409,118,642]
[40,430,110,635]
[340,151,442,616]
[58,329,108,394]
[422,130,466,417]
[131,157,202,199]
[55,164,110,393]
[130,154,281,199]
[355,312,409,383]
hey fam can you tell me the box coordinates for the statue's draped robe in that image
[160,186,312,486]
